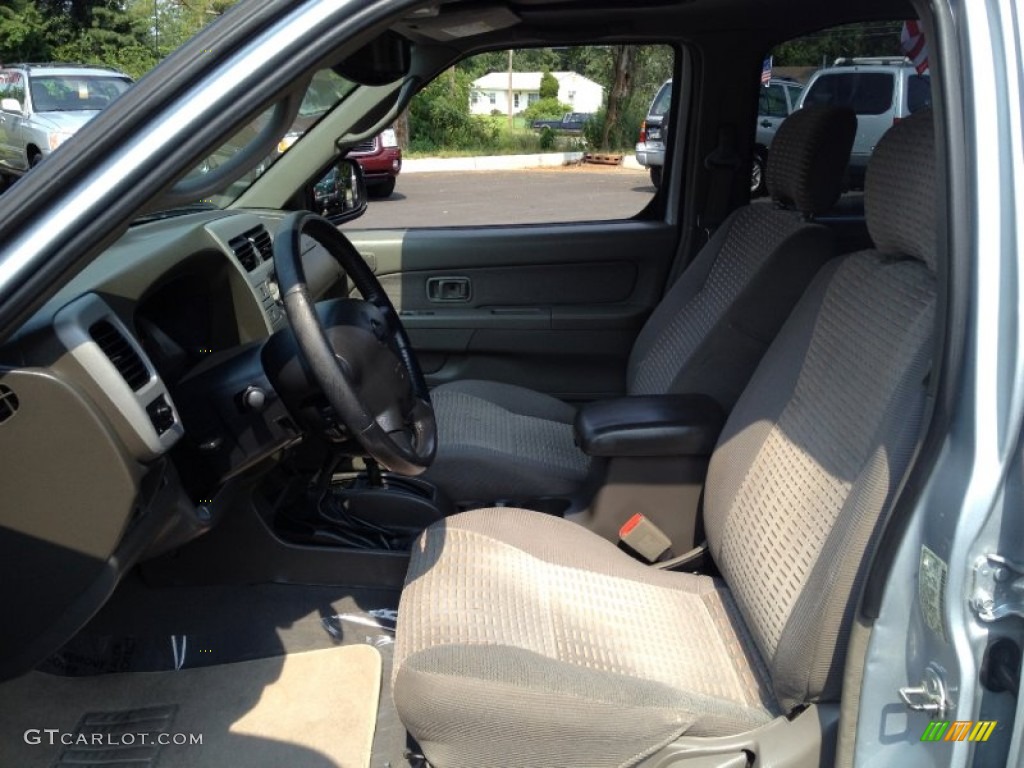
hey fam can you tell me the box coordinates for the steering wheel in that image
[273,211,436,475]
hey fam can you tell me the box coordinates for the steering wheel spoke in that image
[273,211,436,474]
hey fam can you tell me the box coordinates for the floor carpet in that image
[0,644,381,768]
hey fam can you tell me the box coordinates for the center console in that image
[568,393,726,550]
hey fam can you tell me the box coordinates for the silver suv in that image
[635,79,672,188]
[797,57,930,187]
[636,77,803,193]
[0,63,132,183]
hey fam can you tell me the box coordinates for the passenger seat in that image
[423,105,857,504]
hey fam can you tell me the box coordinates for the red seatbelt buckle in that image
[619,514,672,563]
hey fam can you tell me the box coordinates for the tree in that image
[408,67,495,151]
[601,45,637,150]
[0,1,52,63]
[774,21,903,66]
[539,69,559,100]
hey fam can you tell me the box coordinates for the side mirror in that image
[313,159,367,223]
[1,98,23,114]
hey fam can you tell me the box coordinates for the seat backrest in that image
[704,110,937,711]
[627,106,857,409]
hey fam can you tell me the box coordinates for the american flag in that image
[761,56,773,85]
[901,20,929,74]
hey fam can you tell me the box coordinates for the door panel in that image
[345,221,676,401]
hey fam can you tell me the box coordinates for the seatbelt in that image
[699,123,742,240]
[663,123,742,291]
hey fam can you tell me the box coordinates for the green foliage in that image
[0,1,240,79]
[521,97,571,122]
[408,68,498,151]
[773,21,903,66]
[538,126,555,150]
[0,1,51,62]
[539,68,559,100]
[583,99,646,152]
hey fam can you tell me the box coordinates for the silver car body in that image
[754,78,804,150]
[636,77,802,187]
[797,58,931,183]
[634,78,673,170]
[0,64,132,177]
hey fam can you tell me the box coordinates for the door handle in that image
[426,276,471,303]
[760,119,772,128]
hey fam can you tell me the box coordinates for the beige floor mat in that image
[0,644,382,768]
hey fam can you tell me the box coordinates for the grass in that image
[407,114,596,158]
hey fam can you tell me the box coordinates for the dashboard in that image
[0,208,346,679]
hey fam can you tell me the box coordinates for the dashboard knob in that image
[242,385,268,412]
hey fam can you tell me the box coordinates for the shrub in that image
[539,126,556,150]
[522,98,572,122]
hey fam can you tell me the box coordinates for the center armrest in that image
[573,394,726,458]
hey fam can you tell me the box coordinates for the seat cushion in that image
[394,509,779,768]
[421,380,590,502]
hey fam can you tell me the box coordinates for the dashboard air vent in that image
[229,226,273,271]
[0,384,18,424]
[229,232,260,271]
[250,227,274,262]
[90,320,150,391]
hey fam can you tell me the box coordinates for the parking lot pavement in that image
[350,166,654,229]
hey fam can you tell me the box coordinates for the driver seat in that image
[393,110,937,767]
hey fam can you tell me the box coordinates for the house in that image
[469,71,604,115]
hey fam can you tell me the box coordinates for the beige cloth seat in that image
[393,111,938,767]
[422,106,857,503]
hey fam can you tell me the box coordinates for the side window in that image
[759,84,789,117]
[1,73,26,107]
[363,44,676,228]
[907,75,931,113]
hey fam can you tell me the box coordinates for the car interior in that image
[0,0,959,766]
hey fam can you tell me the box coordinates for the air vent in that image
[0,385,18,423]
[228,232,260,271]
[250,227,274,262]
[228,226,273,271]
[89,320,150,391]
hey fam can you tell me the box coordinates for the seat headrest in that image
[865,110,936,271]
[766,105,857,215]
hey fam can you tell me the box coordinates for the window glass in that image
[907,74,931,112]
[649,81,673,118]
[28,75,132,112]
[0,72,25,106]
[803,72,895,115]
[356,44,676,229]
[759,84,789,117]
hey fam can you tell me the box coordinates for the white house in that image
[469,71,604,115]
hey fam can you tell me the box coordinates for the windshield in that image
[30,75,132,112]
[171,68,355,213]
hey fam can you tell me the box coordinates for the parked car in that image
[635,78,672,188]
[346,128,401,198]
[0,63,132,184]
[797,57,931,187]
[274,69,401,198]
[638,77,801,193]
[752,77,804,194]
[530,112,593,133]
